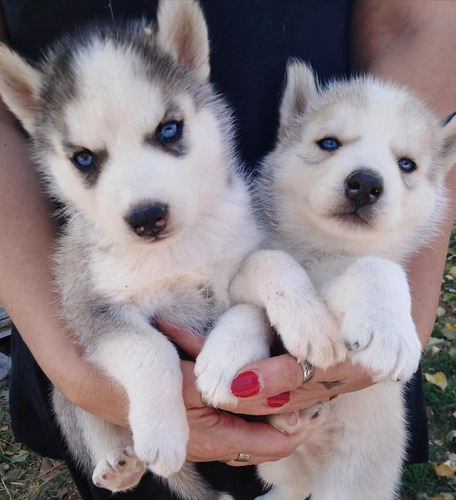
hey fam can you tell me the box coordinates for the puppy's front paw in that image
[92,446,146,492]
[272,304,346,370]
[195,348,244,408]
[195,305,271,408]
[342,310,421,381]
[130,402,189,478]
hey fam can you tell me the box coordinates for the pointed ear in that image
[0,43,42,134]
[156,0,210,81]
[279,60,319,138]
[439,111,456,173]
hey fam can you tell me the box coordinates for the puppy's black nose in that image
[127,202,169,238]
[345,170,383,207]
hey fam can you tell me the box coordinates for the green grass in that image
[400,238,456,500]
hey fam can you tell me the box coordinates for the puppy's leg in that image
[256,402,336,500]
[230,249,346,369]
[53,390,145,492]
[311,383,406,500]
[88,307,188,479]
[323,256,422,381]
[195,304,272,407]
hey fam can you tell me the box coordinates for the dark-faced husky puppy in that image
[0,3,347,498]
[251,62,456,500]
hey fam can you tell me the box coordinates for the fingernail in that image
[267,391,290,408]
[329,394,338,401]
[231,371,261,397]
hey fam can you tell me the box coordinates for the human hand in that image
[157,319,375,416]
[180,360,315,466]
[228,354,375,414]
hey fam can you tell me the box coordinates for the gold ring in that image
[300,360,314,385]
[234,452,251,463]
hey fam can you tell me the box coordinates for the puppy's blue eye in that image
[398,157,416,173]
[158,121,182,143]
[317,137,340,151]
[72,150,95,170]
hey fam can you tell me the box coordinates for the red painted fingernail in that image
[329,395,338,401]
[267,391,290,408]
[231,371,261,397]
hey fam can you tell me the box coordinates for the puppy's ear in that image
[156,0,210,81]
[439,110,456,173]
[0,43,42,135]
[279,60,319,139]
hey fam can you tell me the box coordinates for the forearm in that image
[350,0,456,346]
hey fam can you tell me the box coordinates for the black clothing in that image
[2,1,428,498]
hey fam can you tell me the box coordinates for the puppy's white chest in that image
[90,249,231,333]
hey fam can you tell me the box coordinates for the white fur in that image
[253,62,456,499]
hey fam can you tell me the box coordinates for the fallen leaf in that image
[1,467,26,482]
[58,486,69,500]
[443,327,456,340]
[11,451,28,463]
[434,461,455,479]
[425,337,446,352]
[425,372,448,391]
[432,494,455,500]
[449,266,456,278]
[39,457,65,481]
[447,430,456,442]
[430,346,441,356]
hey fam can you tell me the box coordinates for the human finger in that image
[229,356,375,414]
[230,354,306,400]
[186,406,307,465]
[155,318,205,359]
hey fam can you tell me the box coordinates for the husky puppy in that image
[251,62,456,500]
[0,3,346,498]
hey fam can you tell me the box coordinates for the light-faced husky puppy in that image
[0,3,346,499]
[251,62,456,499]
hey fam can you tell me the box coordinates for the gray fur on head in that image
[279,60,319,139]
[0,0,211,136]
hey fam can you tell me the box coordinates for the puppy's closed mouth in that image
[135,229,175,243]
[333,211,372,227]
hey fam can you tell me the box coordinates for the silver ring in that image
[234,452,251,463]
[300,360,314,385]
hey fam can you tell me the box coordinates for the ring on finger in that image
[234,452,251,463]
[300,360,314,385]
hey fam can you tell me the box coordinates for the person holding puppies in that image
[1,1,455,498]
